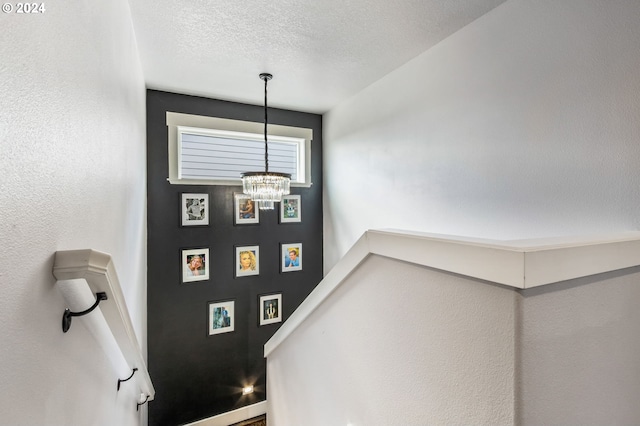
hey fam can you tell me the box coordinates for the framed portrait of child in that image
[281,243,302,272]
[234,193,259,225]
[236,245,259,277]
[208,300,235,335]
[182,248,209,283]
[280,195,301,223]
[259,293,282,326]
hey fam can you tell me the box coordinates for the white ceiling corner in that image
[127,0,507,114]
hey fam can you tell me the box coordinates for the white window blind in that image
[178,128,301,182]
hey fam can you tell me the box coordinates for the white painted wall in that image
[267,255,516,425]
[267,232,640,425]
[0,0,147,424]
[519,268,640,424]
[323,0,640,272]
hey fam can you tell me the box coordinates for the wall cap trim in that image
[265,230,640,356]
[182,401,267,426]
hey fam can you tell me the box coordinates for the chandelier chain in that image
[241,73,290,210]
[263,75,269,173]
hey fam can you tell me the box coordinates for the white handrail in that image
[53,249,155,402]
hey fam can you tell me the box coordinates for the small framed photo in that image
[259,293,282,326]
[236,245,259,277]
[208,300,235,335]
[280,195,301,223]
[281,243,302,272]
[182,248,209,283]
[181,193,209,226]
[234,193,259,225]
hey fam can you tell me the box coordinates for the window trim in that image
[166,112,313,187]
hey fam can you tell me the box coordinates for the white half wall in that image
[266,231,640,425]
[267,255,516,425]
[518,267,640,424]
[323,0,640,272]
[0,0,147,424]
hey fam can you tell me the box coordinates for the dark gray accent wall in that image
[146,90,323,426]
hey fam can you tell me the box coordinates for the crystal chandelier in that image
[241,73,291,210]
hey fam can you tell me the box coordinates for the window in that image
[167,112,313,186]
[178,127,302,181]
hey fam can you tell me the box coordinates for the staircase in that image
[229,414,266,426]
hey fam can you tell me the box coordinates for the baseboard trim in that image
[182,401,267,426]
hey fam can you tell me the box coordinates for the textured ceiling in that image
[128,0,507,114]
